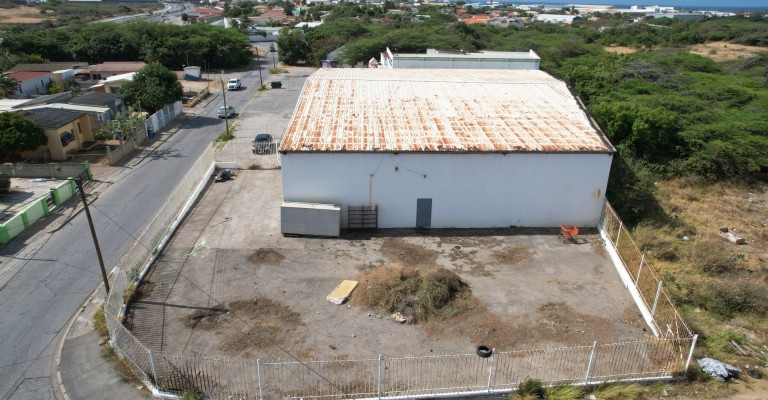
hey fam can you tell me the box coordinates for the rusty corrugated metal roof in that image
[280,69,614,153]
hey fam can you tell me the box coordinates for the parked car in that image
[218,105,235,119]
[227,78,241,91]
[252,133,273,154]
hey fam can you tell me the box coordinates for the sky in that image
[503,0,768,10]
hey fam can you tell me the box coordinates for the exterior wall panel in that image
[282,152,612,229]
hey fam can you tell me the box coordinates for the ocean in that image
[494,1,768,12]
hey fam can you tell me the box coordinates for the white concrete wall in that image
[281,152,613,229]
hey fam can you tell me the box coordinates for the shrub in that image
[632,223,682,262]
[686,363,709,382]
[515,378,545,399]
[689,237,741,274]
[181,390,204,400]
[691,278,768,318]
[0,174,10,193]
[92,305,108,339]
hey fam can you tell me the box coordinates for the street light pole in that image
[73,178,110,295]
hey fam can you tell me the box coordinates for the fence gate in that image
[348,205,378,229]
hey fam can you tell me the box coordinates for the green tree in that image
[48,81,64,94]
[69,23,139,63]
[0,112,47,158]
[119,63,183,114]
[0,75,18,99]
[276,28,311,64]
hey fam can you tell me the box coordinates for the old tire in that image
[476,345,493,358]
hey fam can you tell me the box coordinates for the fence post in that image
[684,334,699,371]
[377,354,382,400]
[486,350,496,392]
[148,348,159,388]
[615,221,623,244]
[651,281,663,316]
[257,359,263,400]
[584,341,597,385]
[635,254,644,285]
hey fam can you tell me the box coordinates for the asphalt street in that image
[0,51,283,399]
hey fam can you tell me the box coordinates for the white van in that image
[227,78,241,91]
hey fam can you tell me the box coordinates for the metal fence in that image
[102,172,697,399]
[599,203,693,340]
[214,137,281,170]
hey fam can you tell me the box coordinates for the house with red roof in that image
[464,14,490,24]
[5,71,53,98]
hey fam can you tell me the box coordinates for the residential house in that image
[5,71,53,98]
[89,62,146,81]
[20,108,94,161]
[8,62,88,73]
[90,72,136,93]
[69,92,124,116]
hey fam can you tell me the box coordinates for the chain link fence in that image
[101,163,696,399]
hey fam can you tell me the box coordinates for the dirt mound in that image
[248,248,285,265]
[181,298,304,353]
[381,237,438,267]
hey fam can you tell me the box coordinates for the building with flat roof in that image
[380,48,541,70]
[279,68,614,229]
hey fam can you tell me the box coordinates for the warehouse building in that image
[279,69,614,230]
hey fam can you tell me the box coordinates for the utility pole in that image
[269,44,276,68]
[220,76,229,134]
[255,47,263,88]
[73,178,110,295]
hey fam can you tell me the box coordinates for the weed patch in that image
[216,130,234,142]
[93,305,108,339]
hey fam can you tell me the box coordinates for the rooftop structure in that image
[280,68,612,154]
[381,48,541,70]
[68,92,123,107]
[23,108,86,128]
[90,62,147,74]
[8,62,88,73]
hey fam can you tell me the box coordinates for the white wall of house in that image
[281,152,613,229]
[16,76,52,97]
[392,58,541,70]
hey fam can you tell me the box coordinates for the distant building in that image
[647,13,705,20]
[8,62,88,73]
[89,62,146,81]
[381,48,541,70]
[534,14,581,24]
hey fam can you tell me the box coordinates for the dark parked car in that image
[252,133,273,154]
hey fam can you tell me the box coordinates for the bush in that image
[181,390,204,400]
[686,363,709,382]
[632,223,682,262]
[689,237,741,274]
[216,130,234,142]
[92,305,108,339]
[0,174,10,193]
[691,278,768,318]
[515,378,545,399]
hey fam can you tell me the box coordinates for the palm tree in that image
[0,74,18,99]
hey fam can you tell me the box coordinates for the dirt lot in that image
[126,169,649,362]
[689,41,767,62]
[0,6,52,24]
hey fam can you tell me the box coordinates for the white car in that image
[218,106,235,119]
[227,78,241,91]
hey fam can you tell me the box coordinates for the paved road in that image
[0,54,280,400]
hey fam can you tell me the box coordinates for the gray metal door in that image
[416,198,432,228]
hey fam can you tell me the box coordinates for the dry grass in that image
[350,265,475,323]
[0,6,52,23]
[604,46,640,54]
[689,41,768,62]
